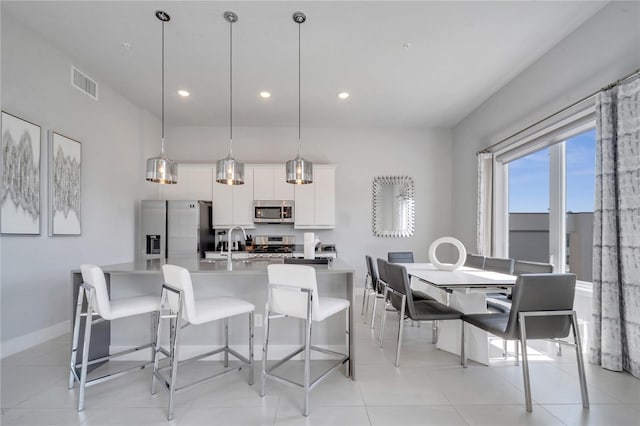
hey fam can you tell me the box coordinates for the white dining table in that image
[402,263,517,365]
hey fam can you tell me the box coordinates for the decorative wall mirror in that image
[372,176,415,237]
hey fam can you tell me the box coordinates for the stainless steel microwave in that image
[253,200,294,223]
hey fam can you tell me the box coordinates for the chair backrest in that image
[162,264,198,323]
[514,260,553,275]
[365,255,379,292]
[483,257,514,274]
[385,262,418,317]
[464,254,485,269]
[387,251,414,263]
[504,273,576,340]
[267,264,320,321]
[376,257,389,286]
[80,264,111,318]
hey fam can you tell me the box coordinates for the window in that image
[503,129,595,282]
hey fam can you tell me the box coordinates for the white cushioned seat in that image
[316,297,350,322]
[108,296,163,321]
[190,296,255,325]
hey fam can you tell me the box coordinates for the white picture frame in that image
[49,131,81,236]
[1,111,41,235]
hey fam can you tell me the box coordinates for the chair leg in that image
[303,317,312,416]
[361,274,371,317]
[167,315,182,421]
[260,309,271,398]
[518,314,533,412]
[503,339,508,359]
[460,320,465,366]
[557,341,563,356]
[515,339,520,366]
[151,308,163,396]
[68,287,85,390]
[248,311,254,386]
[378,286,388,348]
[571,312,589,408]
[224,317,229,368]
[77,289,95,412]
[432,320,438,344]
[345,306,351,377]
[394,295,406,367]
[370,293,378,329]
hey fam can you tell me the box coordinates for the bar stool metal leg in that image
[224,317,229,368]
[303,294,312,417]
[68,287,85,390]
[78,288,95,412]
[167,307,183,421]
[248,312,254,386]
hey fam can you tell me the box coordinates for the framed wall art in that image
[1,111,41,235]
[49,131,81,235]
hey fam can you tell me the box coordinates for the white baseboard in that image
[110,344,347,362]
[1,320,70,359]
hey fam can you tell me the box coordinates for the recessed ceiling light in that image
[259,91,272,99]
[403,42,412,49]
[122,42,133,50]
[337,92,350,100]
[177,89,190,97]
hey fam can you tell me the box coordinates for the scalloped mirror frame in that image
[372,176,415,238]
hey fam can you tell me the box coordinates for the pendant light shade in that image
[286,11,313,185]
[216,11,244,185]
[146,10,177,184]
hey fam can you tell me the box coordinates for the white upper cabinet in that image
[211,165,255,229]
[253,165,294,200]
[159,164,212,201]
[294,165,336,229]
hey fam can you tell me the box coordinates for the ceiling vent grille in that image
[70,65,98,100]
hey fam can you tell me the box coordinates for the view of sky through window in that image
[509,129,595,213]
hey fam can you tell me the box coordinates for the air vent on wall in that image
[70,65,98,100]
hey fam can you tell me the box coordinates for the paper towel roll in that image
[304,233,315,259]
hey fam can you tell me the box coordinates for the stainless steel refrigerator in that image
[140,200,214,259]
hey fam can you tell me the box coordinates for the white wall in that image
[0,14,159,354]
[152,125,454,284]
[451,1,640,250]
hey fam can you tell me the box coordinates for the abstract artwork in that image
[1,111,41,235]
[49,132,81,235]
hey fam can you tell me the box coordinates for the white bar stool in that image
[152,264,255,421]
[260,264,350,417]
[68,264,160,411]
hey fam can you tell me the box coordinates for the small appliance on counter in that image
[140,200,214,259]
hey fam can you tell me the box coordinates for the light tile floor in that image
[2,302,639,425]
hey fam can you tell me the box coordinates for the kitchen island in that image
[71,257,356,379]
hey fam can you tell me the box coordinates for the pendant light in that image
[286,11,313,184]
[146,10,178,184]
[216,11,244,185]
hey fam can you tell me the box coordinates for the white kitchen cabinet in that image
[211,165,255,229]
[294,164,336,229]
[252,165,294,200]
[159,164,212,201]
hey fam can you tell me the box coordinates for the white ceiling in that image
[3,1,607,129]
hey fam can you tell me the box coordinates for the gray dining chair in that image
[384,262,463,367]
[387,251,414,263]
[362,255,384,329]
[377,258,434,347]
[483,257,515,274]
[464,253,485,269]
[463,273,589,412]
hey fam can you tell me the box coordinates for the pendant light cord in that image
[297,21,302,155]
[161,19,166,154]
[229,17,233,156]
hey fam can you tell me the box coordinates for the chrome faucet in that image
[226,225,247,271]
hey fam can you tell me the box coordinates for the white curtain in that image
[476,152,494,256]
[590,76,640,378]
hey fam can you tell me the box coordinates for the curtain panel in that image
[476,152,494,256]
[591,76,640,378]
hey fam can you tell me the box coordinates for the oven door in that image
[254,206,284,222]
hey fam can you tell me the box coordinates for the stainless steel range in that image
[251,235,295,258]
